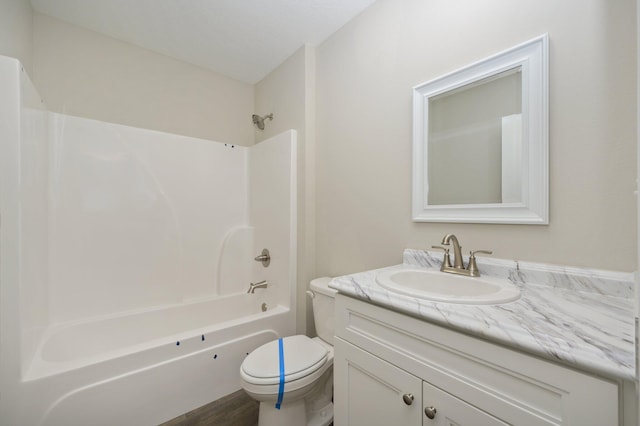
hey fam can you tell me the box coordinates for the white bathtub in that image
[19,293,293,426]
[1,57,298,425]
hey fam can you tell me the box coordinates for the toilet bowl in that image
[240,277,336,426]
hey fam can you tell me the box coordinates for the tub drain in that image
[261,302,268,312]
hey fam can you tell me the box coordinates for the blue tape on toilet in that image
[275,338,284,410]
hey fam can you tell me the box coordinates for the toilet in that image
[240,277,337,426]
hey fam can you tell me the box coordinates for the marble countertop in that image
[329,249,636,381]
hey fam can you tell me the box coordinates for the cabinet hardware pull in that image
[402,393,414,405]
[424,406,437,419]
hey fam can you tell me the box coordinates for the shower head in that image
[252,113,273,130]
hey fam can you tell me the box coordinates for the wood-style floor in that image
[160,390,258,426]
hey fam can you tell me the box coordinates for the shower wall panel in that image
[19,65,50,370]
[46,115,248,323]
[249,130,297,313]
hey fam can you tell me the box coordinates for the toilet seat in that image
[241,335,328,386]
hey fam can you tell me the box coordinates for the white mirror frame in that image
[412,34,549,224]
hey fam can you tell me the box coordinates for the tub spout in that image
[247,280,268,294]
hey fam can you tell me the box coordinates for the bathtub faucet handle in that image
[247,280,268,294]
[254,248,271,267]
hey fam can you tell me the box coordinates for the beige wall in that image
[0,0,33,73]
[32,13,254,145]
[637,0,640,313]
[255,45,317,334]
[316,0,637,274]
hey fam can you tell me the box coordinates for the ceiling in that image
[30,0,377,84]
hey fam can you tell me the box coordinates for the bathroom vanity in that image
[330,249,636,425]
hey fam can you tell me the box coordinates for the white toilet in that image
[240,277,337,426]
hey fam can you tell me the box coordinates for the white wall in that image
[46,114,248,323]
[0,56,29,418]
[315,0,637,275]
[32,12,255,145]
[255,45,317,334]
[0,0,33,73]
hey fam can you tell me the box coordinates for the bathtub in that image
[0,57,298,425]
[19,293,294,426]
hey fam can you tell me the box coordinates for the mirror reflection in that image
[428,69,522,205]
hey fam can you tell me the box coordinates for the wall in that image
[32,12,254,145]
[315,0,637,275]
[0,0,33,73]
[635,0,640,415]
[46,114,248,323]
[254,45,317,334]
[0,56,31,418]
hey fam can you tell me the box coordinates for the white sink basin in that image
[375,268,520,305]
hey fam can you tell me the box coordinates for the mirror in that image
[412,34,548,224]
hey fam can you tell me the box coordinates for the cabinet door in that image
[422,381,509,426]
[334,337,422,426]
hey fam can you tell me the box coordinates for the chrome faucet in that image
[247,280,268,294]
[433,234,492,277]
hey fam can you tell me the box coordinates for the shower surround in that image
[0,55,297,425]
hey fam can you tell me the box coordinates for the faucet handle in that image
[467,250,492,277]
[470,250,492,257]
[431,245,452,268]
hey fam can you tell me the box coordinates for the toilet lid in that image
[242,335,328,384]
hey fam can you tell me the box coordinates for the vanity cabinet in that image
[336,339,512,425]
[334,295,625,426]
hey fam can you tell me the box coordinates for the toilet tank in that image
[310,277,337,345]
